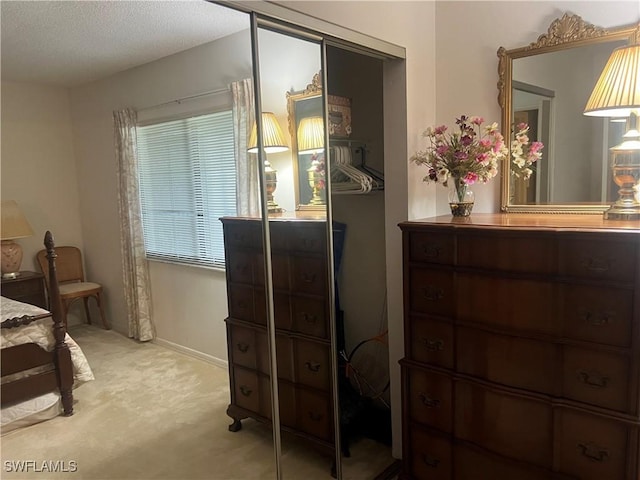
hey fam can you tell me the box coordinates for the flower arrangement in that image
[510,123,544,180]
[410,115,507,206]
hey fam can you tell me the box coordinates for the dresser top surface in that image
[400,213,640,233]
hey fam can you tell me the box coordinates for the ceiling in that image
[1,1,249,87]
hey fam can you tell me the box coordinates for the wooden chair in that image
[36,246,110,330]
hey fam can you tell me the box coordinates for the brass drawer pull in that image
[302,313,317,324]
[239,385,253,397]
[305,361,321,372]
[308,411,323,421]
[577,442,610,463]
[418,393,440,408]
[237,343,250,353]
[582,257,611,274]
[422,338,444,351]
[302,273,317,284]
[577,370,609,388]
[581,310,613,327]
[421,286,444,301]
[421,454,440,468]
[422,243,441,258]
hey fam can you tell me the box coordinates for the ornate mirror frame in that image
[497,14,640,214]
[286,71,325,211]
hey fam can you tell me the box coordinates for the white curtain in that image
[231,78,260,216]
[113,108,156,342]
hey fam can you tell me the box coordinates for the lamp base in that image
[603,204,640,221]
[1,240,24,279]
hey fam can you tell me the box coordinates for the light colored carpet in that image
[1,325,395,479]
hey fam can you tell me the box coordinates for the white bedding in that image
[1,296,94,432]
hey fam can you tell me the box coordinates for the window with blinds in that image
[137,110,236,268]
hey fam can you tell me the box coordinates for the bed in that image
[1,231,94,433]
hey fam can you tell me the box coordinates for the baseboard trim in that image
[153,338,228,369]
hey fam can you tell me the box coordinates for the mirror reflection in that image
[498,14,638,213]
[287,73,326,210]
[511,40,627,205]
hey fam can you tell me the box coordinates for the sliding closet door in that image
[253,20,342,479]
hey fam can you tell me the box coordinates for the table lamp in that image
[1,200,34,279]
[248,112,289,214]
[297,116,326,206]
[584,33,640,220]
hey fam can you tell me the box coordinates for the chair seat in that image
[59,282,102,298]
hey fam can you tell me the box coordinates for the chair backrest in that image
[36,246,85,286]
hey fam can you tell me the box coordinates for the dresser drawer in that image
[560,284,633,348]
[556,407,632,480]
[227,250,254,284]
[254,290,292,330]
[455,444,570,480]
[291,256,327,295]
[255,253,290,291]
[559,237,637,283]
[409,316,454,369]
[228,285,259,324]
[457,232,554,275]
[407,424,452,480]
[229,324,262,370]
[409,268,454,317]
[455,380,553,468]
[457,273,559,336]
[457,326,558,395]
[232,366,265,416]
[291,296,328,339]
[286,224,326,254]
[294,338,331,391]
[297,387,332,442]
[562,345,631,413]
[408,231,454,265]
[406,366,452,433]
[224,221,260,249]
[261,378,297,428]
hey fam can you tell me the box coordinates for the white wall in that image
[1,82,87,324]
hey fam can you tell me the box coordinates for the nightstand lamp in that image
[248,112,289,214]
[584,35,640,220]
[1,200,34,279]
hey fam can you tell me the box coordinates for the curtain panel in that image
[113,108,156,342]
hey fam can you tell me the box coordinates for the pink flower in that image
[436,144,450,155]
[529,141,543,154]
[434,125,448,135]
[516,122,528,131]
[471,116,484,126]
[479,138,491,148]
[464,172,478,184]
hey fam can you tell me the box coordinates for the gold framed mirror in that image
[286,71,326,211]
[497,14,640,213]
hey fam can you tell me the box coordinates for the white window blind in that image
[137,110,236,268]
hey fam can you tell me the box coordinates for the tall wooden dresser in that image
[221,216,336,457]
[399,214,640,480]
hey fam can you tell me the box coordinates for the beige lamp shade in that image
[1,200,34,240]
[247,112,289,154]
[584,43,640,117]
[297,116,325,154]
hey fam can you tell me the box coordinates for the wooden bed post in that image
[45,231,74,416]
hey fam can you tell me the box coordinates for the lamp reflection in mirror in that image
[1,200,34,279]
[297,116,325,206]
[248,112,289,214]
[584,35,640,220]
